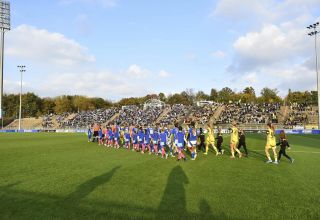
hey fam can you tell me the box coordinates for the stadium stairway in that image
[155,107,171,124]
[211,105,225,124]
[5,117,43,130]
[105,112,120,125]
[278,106,290,124]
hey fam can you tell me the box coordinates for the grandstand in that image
[4,102,319,130]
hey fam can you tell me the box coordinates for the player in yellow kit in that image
[204,123,219,155]
[230,122,242,159]
[265,123,278,164]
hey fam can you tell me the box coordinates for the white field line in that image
[250,150,320,154]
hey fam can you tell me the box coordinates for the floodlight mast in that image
[307,22,320,129]
[0,1,10,122]
[17,65,26,131]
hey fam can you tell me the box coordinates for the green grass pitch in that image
[0,133,319,220]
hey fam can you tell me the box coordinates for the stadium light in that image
[17,65,26,131]
[0,1,10,123]
[307,22,320,129]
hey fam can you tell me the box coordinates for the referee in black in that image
[237,129,248,157]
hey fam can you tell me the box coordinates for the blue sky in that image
[3,0,320,100]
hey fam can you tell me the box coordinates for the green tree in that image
[210,89,218,102]
[259,87,282,103]
[195,91,210,101]
[167,93,191,105]
[22,93,42,117]
[159,92,166,102]
[54,96,74,114]
[218,87,234,103]
[241,86,256,103]
[42,98,56,114]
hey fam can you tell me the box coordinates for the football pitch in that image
[0,133,319,220]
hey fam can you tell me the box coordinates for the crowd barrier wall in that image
[1,129,320,135]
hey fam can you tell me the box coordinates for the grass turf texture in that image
[0,133,319,220]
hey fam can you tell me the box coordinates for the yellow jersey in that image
[266,128,276,147]
[206,127,215,143]
[231,127,239,143]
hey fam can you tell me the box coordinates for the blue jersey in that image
[125,133,131,142]
[87,129,92,136]
[98,129,103,138]
[145,132,151,144]
[132,133,138,144]
[189,131,197,146]
[171,127,178,139]
[114,126,120,139]
[108,129,114,140]
[160,132,167,146]
[152,131,160,143]
[176,131,185,147]
[138,130,145,143]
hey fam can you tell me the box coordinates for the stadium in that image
[0,1,320,220]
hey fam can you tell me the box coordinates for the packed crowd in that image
[284,103,312,128]
[191,103,221,125]
[114,106,164,126]
[159,104,193,125]
[216,103,280,124]
[40,101,318,129]
[60,108,119,128]
[42,113,55,128]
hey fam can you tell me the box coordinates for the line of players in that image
[87,121,293,163]
[88,122,248,161]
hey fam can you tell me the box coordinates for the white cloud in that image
[6,25,95,66]
[211,50,226,58]
[126,65,151,79]
[244,73,257,84]
[42,70,150,98]
[230,23,310,71]
[158,70,170,78]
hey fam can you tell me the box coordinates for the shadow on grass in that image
[248,150,266,161]
[156,166,189,219]
[64,166,120,205]
[0,166,230,219]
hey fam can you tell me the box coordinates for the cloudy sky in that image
[3,0,320,100]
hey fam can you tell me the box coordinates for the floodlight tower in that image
[0,1,10,122]
[17,65,25,131]
[307,22,320,129]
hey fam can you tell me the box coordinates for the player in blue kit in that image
[124,128,131,150]
[98,127,103,146]
[176,126,187,161]
[188,127,198,160]
[87,126,92,142]
[132,130,139,151]
[159,128,168,159]
[107,127,114,147]
[144,129,152,154]
[113,125,120,149]
[152,128,160,155]
[137,127,145,153]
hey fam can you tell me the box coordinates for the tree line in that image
[2,87,317,123]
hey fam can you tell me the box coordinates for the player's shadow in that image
[156,165,189,219]
[63,166,120,205]
[249,150,266,160]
